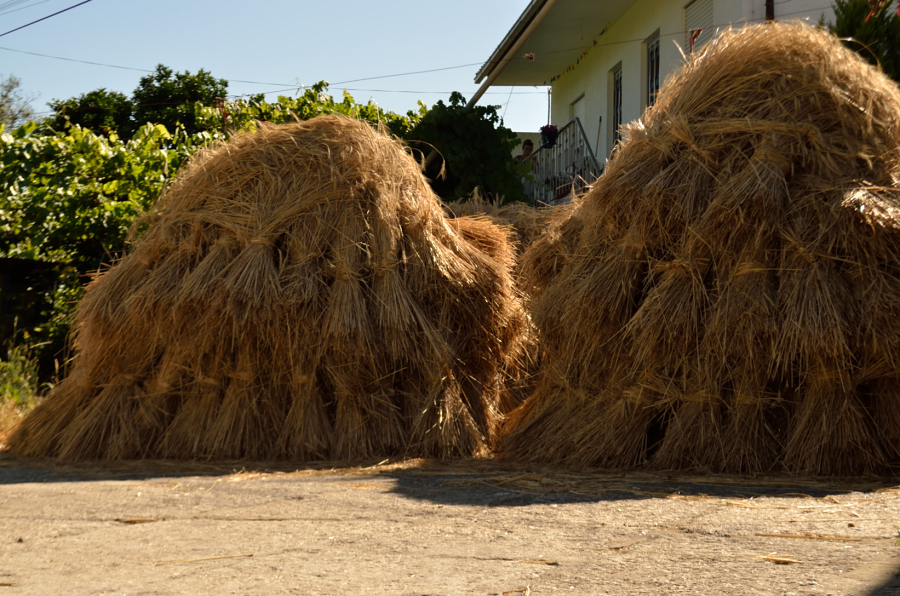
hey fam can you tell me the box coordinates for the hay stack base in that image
[503,23,900,476]
[10,116,528,461]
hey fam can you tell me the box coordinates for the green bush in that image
[48,88,135,138]
[404,92,526,204]
[192,81,425,138]
[824,0,900,81]
[0,120,213,375]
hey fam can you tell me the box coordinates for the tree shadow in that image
[869,573,900,595]
[379,460,898,507]
[1,454,896,508]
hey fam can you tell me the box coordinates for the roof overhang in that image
[476,0,638,86]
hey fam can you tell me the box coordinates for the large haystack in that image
[503,23,900,476]
[445,192,560,252]
[10,116,528,460]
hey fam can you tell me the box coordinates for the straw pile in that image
[445,192,555,252]
[9,115,528,460]
[445,193,571,406]
[503,23,900,476]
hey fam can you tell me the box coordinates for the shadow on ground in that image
[1,452,897,507]
[870,572,900,595]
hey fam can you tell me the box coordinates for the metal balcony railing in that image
[522,117,602,206]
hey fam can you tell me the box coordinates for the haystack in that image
[503,22,900,476]
[445,192,559,252]
[445,192,562,407]
[10,115,528,460]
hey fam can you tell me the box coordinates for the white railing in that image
[523,117,602,206]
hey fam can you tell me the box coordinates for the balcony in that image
[522,117,602,206]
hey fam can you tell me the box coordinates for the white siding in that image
[547,0,835,162]
[685,0,715,51]
[550,0,686,160]
[570,94,586,125]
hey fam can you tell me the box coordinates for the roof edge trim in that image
[474,0,550,84]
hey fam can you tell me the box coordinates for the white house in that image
[478,0,834,181]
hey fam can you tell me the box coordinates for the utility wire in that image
[0,0,93,38]
[0,42,485,88]
[330,63,483,86]
[3,3,833,94]
[29,87,546,116]
[0,44,154,71]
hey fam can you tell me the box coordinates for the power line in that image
[0,41,488,89]
[228,86,547,99]
[0,43,490,89]
[2,3,834,94]
[330,63,484,86]
[0,0,94,38]
[0,44,155,71]
[342,88,546,95]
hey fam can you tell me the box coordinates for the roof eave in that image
[474,0,550,84]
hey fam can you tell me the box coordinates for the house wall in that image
[548,0,835,162]
[549,0,684,161]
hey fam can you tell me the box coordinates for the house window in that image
[646,36,660,106]
[570,94,586,125]
[684,0,714,53]
[612,67,623,145]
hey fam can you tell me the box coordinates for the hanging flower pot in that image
[540,124,558,148]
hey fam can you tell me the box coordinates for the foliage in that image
[0,336,41,440]
[194,81,426,138]
[0,120,210,270]
[47,65,226,139]
[824,0,900,81]
[404,92,525,203]
[48,88,135,138]
[0,74,35,130]
[0,339,39,409]
[131,64,228,136]
[0,120,219,371]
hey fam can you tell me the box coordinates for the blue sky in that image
[0,0,550,132]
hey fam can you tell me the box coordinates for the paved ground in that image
[0,457,898,595]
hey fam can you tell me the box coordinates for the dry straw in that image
[503,22,900,476]
[445,191,561,254]
[445,192,568,407]
[10,115,529,460]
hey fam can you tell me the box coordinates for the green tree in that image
[0,74,35,130]
[48,88,135,138]
[193,82,425,138]
[825,0,900,81]
[131,64,227,136]
[405,92,525,203]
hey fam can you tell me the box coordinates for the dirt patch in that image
[0,457,898,595]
